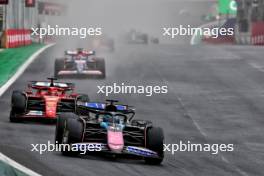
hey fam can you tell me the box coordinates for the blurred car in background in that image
[124,29,149,44]
[150,37,159,44]
[88,35,115,52]
[123,29,159,44]
[54,48,106,78]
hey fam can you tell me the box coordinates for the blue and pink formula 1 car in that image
[55,100,164,165]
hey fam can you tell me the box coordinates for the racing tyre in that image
[75,94,90,115]
[61,117,84,156]
[76,94,90,102]
[55,113,78,144]
[54,58,64,78]
[97,58,106,78]
[9,110,22,123]
[145,127,164,165]
[11,91,26,114]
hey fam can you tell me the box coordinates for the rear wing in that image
[29,81,75,90]
[77,102,135,114]
[65,50,95,56]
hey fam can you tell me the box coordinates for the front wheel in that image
[9,110,22,123]
[61,117,84,156]
[145,127,164,165]
[11,91,27,114]
[55,113,78,144]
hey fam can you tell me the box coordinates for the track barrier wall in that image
[1,29,32,48]
[251,22,264,45]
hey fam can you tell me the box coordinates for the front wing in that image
[58,70,103,76]
[72,143,160,158]
[15,110,57,119]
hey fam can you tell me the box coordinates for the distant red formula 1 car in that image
[9,78,89,122]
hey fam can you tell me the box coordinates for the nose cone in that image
[46,109,56,117]
[107,130,124,153]
[44,97,59,118]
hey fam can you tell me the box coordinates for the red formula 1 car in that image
[9,78,89,123]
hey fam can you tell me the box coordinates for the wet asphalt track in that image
[0,44,264,176]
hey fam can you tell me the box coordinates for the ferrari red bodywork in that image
[12,78,83,121]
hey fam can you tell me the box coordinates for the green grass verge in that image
[0,43,45,87]
[0,160,29,176]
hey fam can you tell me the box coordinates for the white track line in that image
[0,152,42,176]
[249,62,264,72]
[0,43,55,97]
[0,44,54,175]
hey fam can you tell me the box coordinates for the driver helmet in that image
[48,87,57,96]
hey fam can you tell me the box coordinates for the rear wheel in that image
[54,58,64,78]
[76,94,90,102]
[61,117,84,156]
[145,127,164,165]
[75,94,90,115]
[96,58,106,78]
